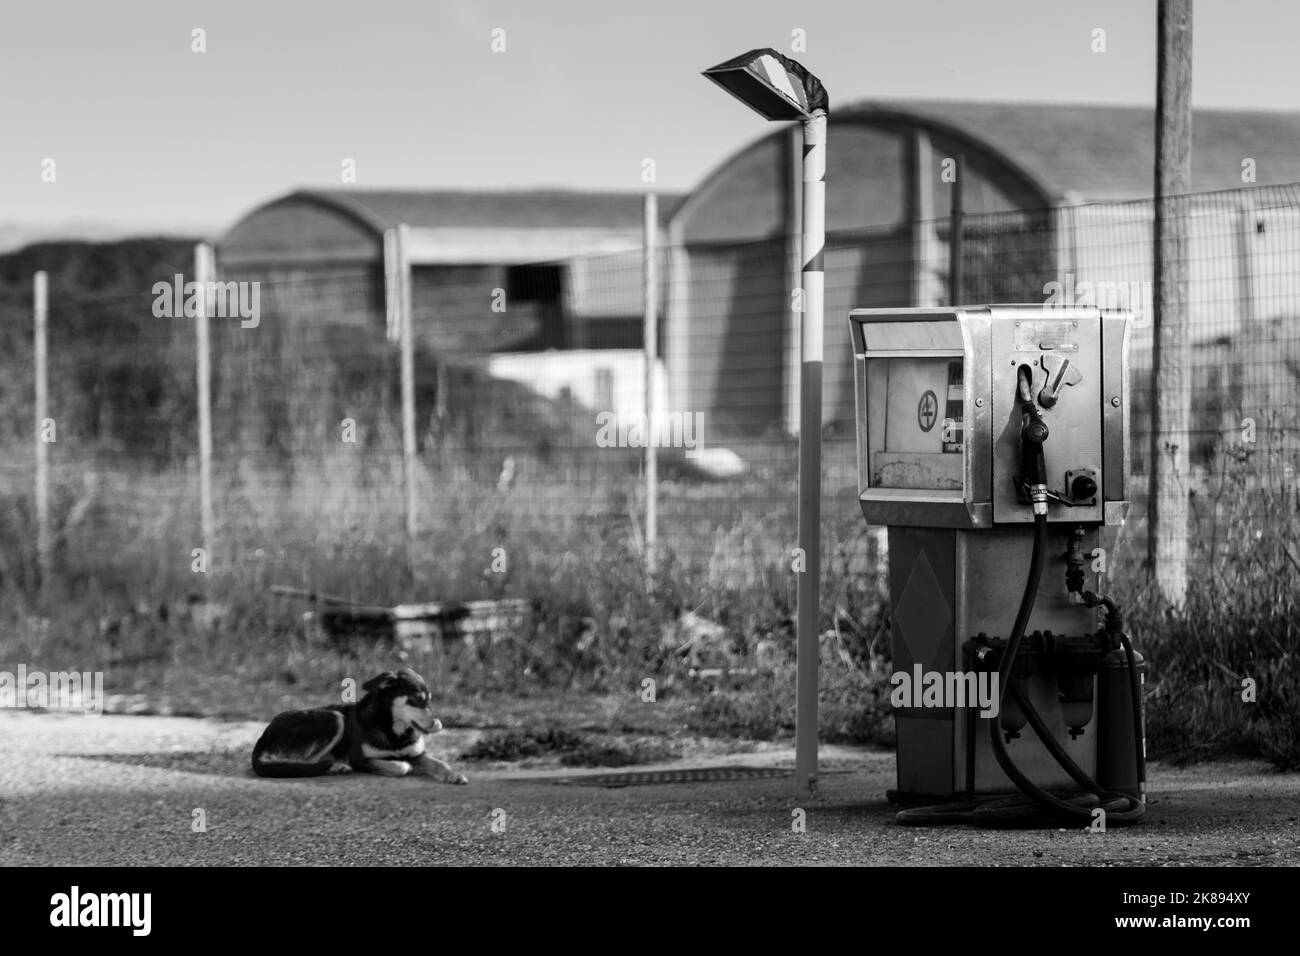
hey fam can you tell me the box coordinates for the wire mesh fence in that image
[2,181,1298,626]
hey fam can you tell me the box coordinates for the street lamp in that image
[703,49,828,792]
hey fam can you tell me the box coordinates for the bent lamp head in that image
[702,48,828,121]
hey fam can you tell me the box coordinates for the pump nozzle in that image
[1018,367,1050,515]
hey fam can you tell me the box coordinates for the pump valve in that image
[1038,353,1083,408]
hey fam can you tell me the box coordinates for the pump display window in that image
[864,357,965,491]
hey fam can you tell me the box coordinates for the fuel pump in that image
[848,305,1146,827]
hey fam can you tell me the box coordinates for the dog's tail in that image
[251,709,345,778]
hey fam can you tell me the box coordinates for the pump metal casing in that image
[849,305,1131,529]
[849,306,1133,798]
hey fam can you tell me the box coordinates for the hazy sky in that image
[2,0,1297,235]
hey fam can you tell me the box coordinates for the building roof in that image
[839,99,1300,202]
[257,187,683,235]
[219,187,687,267]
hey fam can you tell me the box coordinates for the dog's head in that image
[361,668,442,736]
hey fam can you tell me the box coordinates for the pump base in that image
[888,524,1104,800]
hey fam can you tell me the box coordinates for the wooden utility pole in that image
[1149,0,1193,605]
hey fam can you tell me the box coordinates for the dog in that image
[251,667,468,784]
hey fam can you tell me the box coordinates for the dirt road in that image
[2,710,1297,866]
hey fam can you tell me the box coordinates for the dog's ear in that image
[362,671,398,693]
[396,667,423,684]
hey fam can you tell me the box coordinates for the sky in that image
[2,0,1298,238]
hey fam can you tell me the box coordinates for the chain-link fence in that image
[2,182,1298,629]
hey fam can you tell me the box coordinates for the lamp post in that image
[703,49,828,792]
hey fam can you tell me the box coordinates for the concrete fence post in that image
[194,243,215,573]
[34,271,50,595]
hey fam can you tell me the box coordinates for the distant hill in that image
[0,236,201,453]
[0,222,215,256]
[0,236,199,296]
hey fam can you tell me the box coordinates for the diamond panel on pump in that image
[893,549,951,668]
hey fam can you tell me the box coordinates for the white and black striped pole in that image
[703,49,828,792]
[794,109,826,791]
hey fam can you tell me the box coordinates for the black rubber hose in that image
[1004,628,1147,822]
[985,514,1144,824]
[1049,589,1144,816]
[894,799,978,825]
[985,515,1096,821]
[1006,680,1101,792]
[1003,676,1145,824]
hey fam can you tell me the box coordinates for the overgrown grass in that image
[1111,443,1300,771]
[2,435,1297,771]
[0,443,890,748]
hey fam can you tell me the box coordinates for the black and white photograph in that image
[0,0,1294,933]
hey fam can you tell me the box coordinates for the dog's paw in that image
[449,773,469,785]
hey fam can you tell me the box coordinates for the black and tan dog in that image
[251,668,468,784]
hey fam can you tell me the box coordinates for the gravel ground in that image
[2,709,1298,866]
